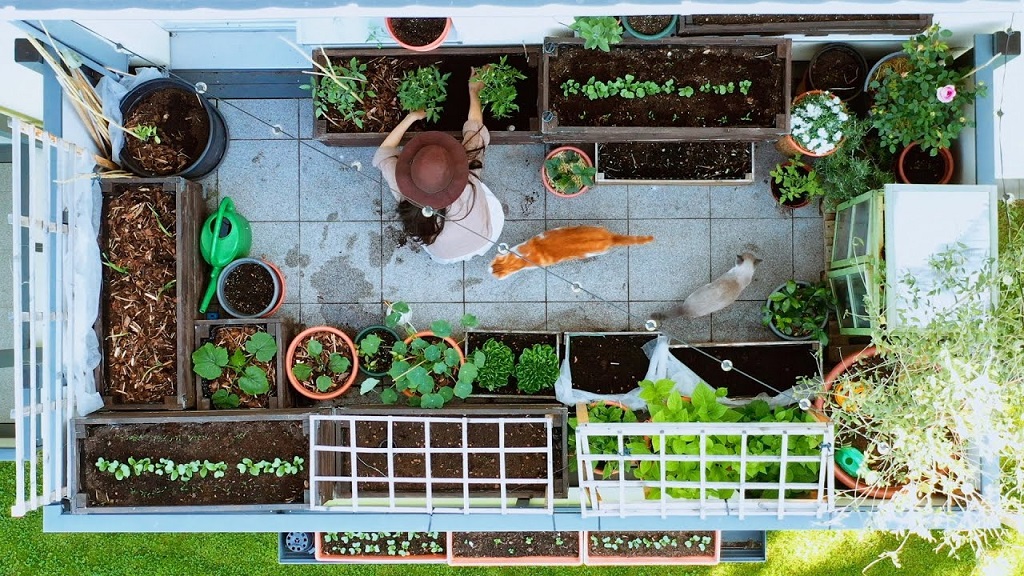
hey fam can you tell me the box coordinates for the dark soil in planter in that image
[388,17,446,47]
[548,44,784,128]
[123,88,210,175]
[599,142,751,180]
[81,420,307,507]
[358,328,398,375]
[809,48,865,99]
[568,334,656,396]
[348,420,558,494]
[199,324,278,408]
[624,15,674,36]
[291,331,355,395]
[465,331,558,395]
[223,262,274,316]
[692,14,907,25]
[670,344,819,397]
[321,531,446,558]
[101,184,177,403]
[452,531,580,559]
[587,531,716,558]
[901,145,948,184]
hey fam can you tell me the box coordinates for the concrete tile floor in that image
[201,98,826,344]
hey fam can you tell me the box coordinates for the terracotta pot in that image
[777,90,848,158]
[542,145,594,198]
[385,17,451,52]
[315,532,447,564]
[286,326,358,401]
[897,143,954,185]
[261,260,286,318]
[769,162,813,208]
[398,330,466,397]
[763,281,829,340]
[813,346,903,499]
[448,531,584,566]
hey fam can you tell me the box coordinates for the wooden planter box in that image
[315,531,448,563]
[676,14,933,36]
[584,531,721,565]
[594,142,755,185]
[97,177,202,410]
[540,37,791,142]
[565,332,661,397]
[70,410,314,513]
[669,341,820,399]
[449,531,584,566]
[313,46,541,146]
[194,318,290,410]
[463,330,561,401]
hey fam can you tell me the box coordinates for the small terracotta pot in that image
[542,145,593,198]
[897,143,954,185]
[777,90,848,158]
[286,326,359,401]
[385,17,452,52]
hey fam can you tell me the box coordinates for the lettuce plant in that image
[514,344,559,394]
[475,338,514,391]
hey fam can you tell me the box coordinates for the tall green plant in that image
[472,57,526,119]
[301,56,375,129]
[815,116,895,210]
[568,16,623,52]
[398,65,451,123]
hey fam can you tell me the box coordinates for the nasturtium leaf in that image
[388,360,411,380]
[291,363,312,382]
[359,333,382,355]
[228,348,246,369]
[424,344,441,361]
[238,366,270,395]
[380,388,399,404]
[406,394,421,407]
[191,343,228,380]
[438,386,454,402]
[316,375,333,392]
[416,378,434,395]
[360,378,380,395]
[457,363,478,383]
[328,353,351,374]
[307,338,323,357]
[391,301,410,313]
[473,350,485,367]
[461,313,478,328]
[392,340,408,355]
[444,347,460,366]
[411,338,428,352]
[453,380,473,399]
[430,320,452,338]
[245,331,278,362]
[433,362,448,374]
[408,366,433,390]
[420,393,444,409]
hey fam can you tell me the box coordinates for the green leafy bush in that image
[815,116,895,210]
[476,339,515,391]
[301,56,375,129]
[398,65,451,123]
[544,149,595,195]
[191,330,277,401]
[514,344,559,394]
[568,16,623,52]
[568,402,638,477]
[769,158,825,205]
[762,280,834,343]
[473,56,526,119]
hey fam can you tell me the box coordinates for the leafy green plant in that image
[398,65,451,123]
[762,280,834,343]
[356,328,398,374]
[301,55,375,129]
[869,25,986,155]
[815,116,896,210]
[475,338,514,391]
[291,336,353,393]
[129,124,160,144]
[544,148,596,195]
[235,456,304,477]
[191,331,277,401]
[472,56,526,119]
[210,388,240,409]
[769,158,825,205]
[514,344,559,394]
[95,458,131,481]
[568,16,623,52]
[561,75,739,101]
[568,402,638,478]
[322,532,445,557]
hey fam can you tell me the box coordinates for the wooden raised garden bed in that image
[594,141,754,185]
[71,410,312,513]
[464,330,561,400]
[194,318,290,410]
[676,14,933,36]
[97,177,202,410]
[540,37,791,142]
[449,531,584,566]
[584,531,721,565]
[315,531,448,563]
[669,341,820,398]
[566,332,659,396]
[313,46,541,146]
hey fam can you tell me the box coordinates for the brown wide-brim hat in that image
[395,131,469,210]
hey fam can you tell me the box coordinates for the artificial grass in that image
[2,461,1021,575]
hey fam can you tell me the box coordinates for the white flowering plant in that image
[789,91,849,156]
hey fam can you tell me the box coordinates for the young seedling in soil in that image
[122,87,211,175]
[472,56,527,119]
[236,456,305,477]
[398,65,451,123]
[291,335,353,394]
[356,329,399,374]
[588,531,716,558]
[452,531,581,559]
[322,531,446,557]
[191,328,277,408]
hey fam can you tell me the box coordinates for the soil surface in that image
[809,47,865,99]
[199,324,278,408]
[670,344,819,397]
[692,14,909,25]
[587,531,716,558]
[320,52,536,135]
[344,419,559,495]
[357,327,398,375]
[123,87,209,175]
[625,15,675,36]
[548,44,784,128]
[101,184,177,404]
[320,531,446,558]
[569,334,657,395]
[223,262,275,316]
[901,146,948,184]
[452,531,581,559]
[598,142,751,181]
[81,420,307,507]
[465,331,559,395]
[388,17,447,47]
[290,331,355,395]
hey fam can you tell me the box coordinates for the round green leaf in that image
[432,361,448,374]
[420,393,444,409]
[191,343,228,380]
[380,388,399,404]
[457,363,478,383]
[453,380,473,399]
[329,353,351,374]
[307,338,323,357]
[429,320,452,338]
[291,363,312,382]
[424,344,441,361]
[360,378,380,395]
[316,375,333,392]
[238,365,270,395]
[245,331,278,362]
[359,333,382,355]
[438,386,454,402]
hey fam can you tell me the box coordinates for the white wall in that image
[0,21,43,122]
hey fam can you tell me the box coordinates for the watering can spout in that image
[199,197,252,314]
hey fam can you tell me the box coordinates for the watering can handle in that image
[207,197,235,260]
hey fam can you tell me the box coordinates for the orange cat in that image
[490,225,654,280]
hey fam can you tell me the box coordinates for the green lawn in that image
[2,462,1020,576]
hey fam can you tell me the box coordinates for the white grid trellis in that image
[576,421,835,519]
[309,413,560,514]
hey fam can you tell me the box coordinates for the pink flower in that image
[936,85,957,103]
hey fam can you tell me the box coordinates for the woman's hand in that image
[406,109,428,123]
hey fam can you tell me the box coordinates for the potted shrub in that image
[569,401,639,479]
[815,116,896,210]
[621,15,678,40]
[762,280,833,342]
[568,16,623,52]
[584,531,721,565]
[354,324,400,378]
[769,158,825,208]
[216,257,285,319]
[316,531,447,563]
[191,319,286,410]
[449,531,583,566]
[286,326,358,401]
[471,56,527,120]
[896,142,955,184]
[397,65,451,124]
[777,90,850,157]
[119,77,227,179]
[807,44,867,101]
[385,17,452,52]
[542,145,596,198]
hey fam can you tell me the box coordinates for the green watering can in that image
[199,197,252,314]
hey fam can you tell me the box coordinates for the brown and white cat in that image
[663,252,762,318]
[490,225,654,280]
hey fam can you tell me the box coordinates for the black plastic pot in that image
[118,77,228,179]
[808,44,867,102]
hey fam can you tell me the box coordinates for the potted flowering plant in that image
[778,90,849,157]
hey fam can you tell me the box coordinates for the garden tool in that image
[199,197,252,313]
[836,446,866,478]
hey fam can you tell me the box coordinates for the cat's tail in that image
[490,253,528,280]
[612,234,655,247]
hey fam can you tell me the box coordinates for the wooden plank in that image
[677,14,933,37]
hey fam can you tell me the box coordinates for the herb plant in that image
[191,331,277,402]
[472,57,527,119]
[769,158,825,205]
[790,90,849,156]
[129,124,160,144]
[568,402,638,478]
[476,338,515,391]
[398,65,451,123]
[568,16,623,52]
[762,280,834,343]
[815,116,896,210]
[514,344,559,394]
[301,55,375,129]
[291,337,353,393]
[544,149,596,195]
[356,329,397,375]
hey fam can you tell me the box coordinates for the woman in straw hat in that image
[373,70,505,264]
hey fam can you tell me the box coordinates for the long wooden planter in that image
[565,332,661,397]
[463,330,561,401]
[313,46,541,146]
[583,531,721,565]
[593,142,755,185]
[540,37,791,142]
[70,410,315,513]
[676,14,933,36]
[97,177,202,410]
[194,318,290,410]
[449,531,584,566]
[669,341,820,399]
